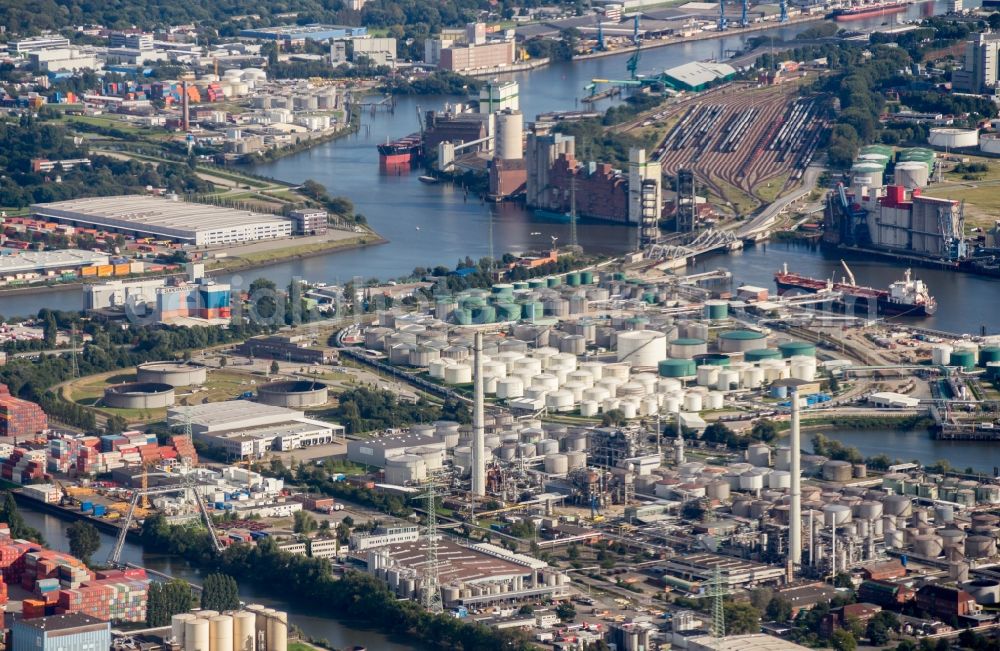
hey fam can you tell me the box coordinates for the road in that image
[736,164,825,238]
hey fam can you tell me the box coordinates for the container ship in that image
[774,262,937,316]
[828,0,909,21]
[377,133,422,167]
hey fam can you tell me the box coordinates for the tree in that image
[831,629,857,651]
[147,579,196,626]
[219,356,227,368]
[724,601,762,635]
[556,602,577,622]
[270,360,280,375]
[867,620,891,646]
[766,597,793,623]
[566,544,580,560]
[834,571,854,589]
[67,521,100,565]
[750,419,779,443]
[601,409,626,426]
[0,491,45,543]
[43,311,58,348]
[200,573,240,612]
[293,511,318,534]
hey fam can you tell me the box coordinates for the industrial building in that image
[168,402,344,459]
[84,265,231,325]
[439,41,516,73]
[235,334,336,364]
[0,383,48,439]
[351,37,397,66]
[663,61,736,91]
[10,613,111,651]
[0,249,109,284]
[952,32,1000,94]
[366,537,570,607]
[31,195,294,246]
[288,208,328,235]
[239,24,367,42]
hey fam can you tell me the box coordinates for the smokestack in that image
[789,388,802,567]
[471,331,486,497]
[181,81,190,131]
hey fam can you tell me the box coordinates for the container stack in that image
[0,448,47,484]
[56,569,150,623]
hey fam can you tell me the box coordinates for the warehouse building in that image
[236,334,336,364]
[239,24,367,42]
[10,613,111,651]
[31,195,294,246]
[663,61,736,91]
[167,402,343,459]
[0,249,109,284]
[347,432,446,467]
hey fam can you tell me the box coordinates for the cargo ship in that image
[774,262,937,316]
[828,0,909,21]
[377,133,422,167]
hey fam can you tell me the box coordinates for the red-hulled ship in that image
[828,0,909,21]
[774,262,937,317]
[378,133,422,167]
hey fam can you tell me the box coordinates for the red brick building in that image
[861,560,907,581]
[916,584,979,620]
[545,153,628,223]
[0,384,47,439]
[820,603,882,638]
[858,580,916,608]
[487,157,527,201]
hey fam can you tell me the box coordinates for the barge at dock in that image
[774,262,937,317]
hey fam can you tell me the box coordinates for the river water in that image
[17,507,419,651]
[2,0,963,321]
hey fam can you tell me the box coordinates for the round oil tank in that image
[617,330,668,368]
[940,529,966,548]
[704,391,724,410]
[822,460,854,482]
[704,300,729,321]
[746,444,771,467]
[823,504,853,526]
[950,349,976,370]
[670,338,707,359]
[683,392,703,412]
[929,127,979,149]
[496,377,524,399]
[707,480,731,501]
[981,132,1000,154]
[137,361,208,387]
[443,364,472,384]
[894,161,929,189]
[545,453,569,474]
[966,535,997,559]
[854,501,883,520]
[779,341,816,358]
[696,365,720,387]
[659,358,696,378]
[186,618,211,651]
[197,611,219,620]
[745,348,782,362]
[546,390,575,412]
[716,370,740,391]
[173,613,196,647]
[851,162,884,187]
[210,615,234,651]
[931,343,953,365]
[718,330,767,353]
[913,534,944,558]
[768,470,791,490]
[257,380,328,408]
[496,109,523,160]
[978,347,1000,368]
[964,579,1000,605]
[566,451,587,470]
[103,382,175,409]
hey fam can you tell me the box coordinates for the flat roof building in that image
[10,613,111,651]
[239,24,367,42]
[663,61,736,91]
[31,195,293,246]
[0,249,109,281]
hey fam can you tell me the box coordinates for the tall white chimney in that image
[471,331,486,497]
[789,388,802,567]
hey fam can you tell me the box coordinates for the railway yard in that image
[625,79,826,217]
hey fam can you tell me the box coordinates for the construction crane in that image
[839,259,856,286]
[626,15,641,80]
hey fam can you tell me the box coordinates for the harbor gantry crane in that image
[780,0,789,22]
[741,0,749,27]
[625,15,641,80]
[718,0,728,31]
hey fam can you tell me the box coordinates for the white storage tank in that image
[895,161,929,189]
[173,614,196,648]
[683,392,703,412]
[929,127,978,149]
[716,370,739,391]
[768,470,791,489]
[496,377,524,399]
[546,390,575,412]
[617,330,667,368]
[266,612,287,651]
[210,615,234,651]
[705,392,724,410]
[932,344,953,366]
[579,361,604,380]
[185,618,211,651]
[823,504,853,526]
[545,453,569,474]
[580,400,599,417]
[696,365,720,387]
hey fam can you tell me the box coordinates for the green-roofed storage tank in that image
[704,300,729,321]
[547,276,561,288]
[496,303,522,321]
[658,358,697,378]
[779,341,816,358]
[670,338,708,358]
[951,349,976,371]
[693,353,731,367]
[580,271,594,285]
[566,272,581,286]
[745,348,783,362]
[978,347,1000,368]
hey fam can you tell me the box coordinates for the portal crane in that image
[779,0,789,22]
[741,0,749,27]
[719,0,728,30]
[839,259,856,286]
[626,15,641,80]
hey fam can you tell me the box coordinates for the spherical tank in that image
[173,613,196,647]
[186,618,211,651]
[617,330,667,368]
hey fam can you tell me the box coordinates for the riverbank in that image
[572,13,825,62]
[201,228,387,275]
[463,57,551,77]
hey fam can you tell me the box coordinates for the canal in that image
[17,507,420,651]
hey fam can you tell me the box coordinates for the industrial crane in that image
[741,0,749,27]
[779,0,789,22]
[719,0,728,31]
[625,15,641,80]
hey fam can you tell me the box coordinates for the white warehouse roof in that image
[868,392,921,408]
[0,248,109,274]
[664,61,736,88]
[31,195,293,246]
